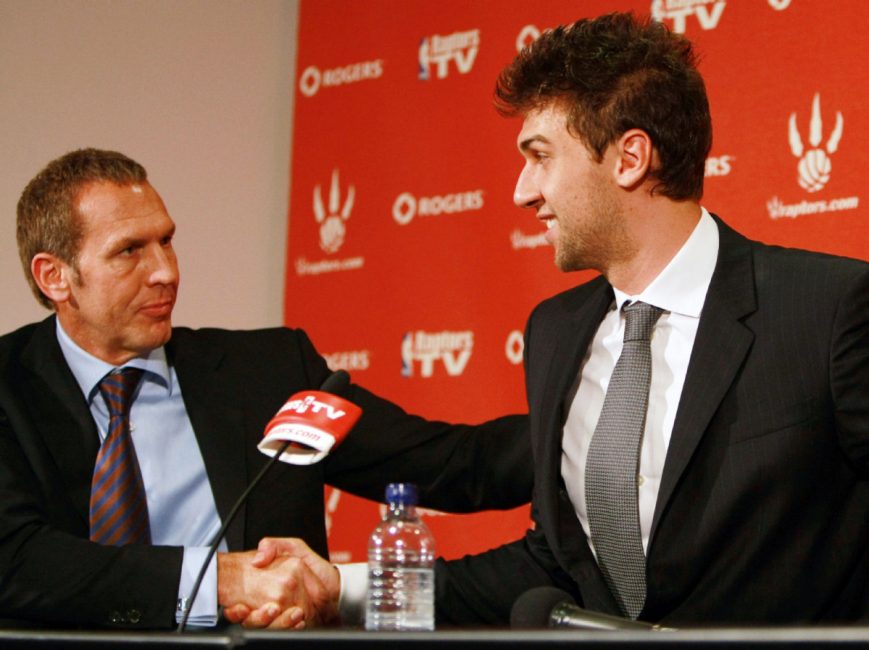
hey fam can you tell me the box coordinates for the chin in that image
[147,323,174,349]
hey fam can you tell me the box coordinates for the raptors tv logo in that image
[401,330,474,378]
[419,29,480,80]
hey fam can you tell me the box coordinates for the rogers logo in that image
[299,59,384,98]
[704,155,734,178]
[392,190,484,225]
[516,25,540,52]
[323,350,370,372]
[505,330,524,365]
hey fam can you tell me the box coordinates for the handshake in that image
[218,537,341,629]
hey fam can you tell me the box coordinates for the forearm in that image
[0,527,182,628]
[324,384,532,512]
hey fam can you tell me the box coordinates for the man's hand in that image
[217,547,337,629]
[221,539,340,629]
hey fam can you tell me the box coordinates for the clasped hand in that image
[218,538,340,629]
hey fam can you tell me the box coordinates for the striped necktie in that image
[585,301,663,619]
[89,367,151,545]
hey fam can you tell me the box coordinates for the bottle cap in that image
[385,483,418,506]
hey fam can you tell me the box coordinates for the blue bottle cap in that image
[385,483,418,506]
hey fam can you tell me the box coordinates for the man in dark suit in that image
[231,12,868,629]
[0,148,531,629]
[432,12,869,625]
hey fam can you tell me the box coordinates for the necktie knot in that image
[622,301,663,343]
[98,367,144,418]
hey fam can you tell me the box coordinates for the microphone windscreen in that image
[320,369,350,395]
[510,586,576,629]
[257,370,361,465]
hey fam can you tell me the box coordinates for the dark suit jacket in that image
[0,322,530,629]
[436,217,869,625]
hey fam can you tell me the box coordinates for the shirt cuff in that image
[336,562,367,625]
[176,547,219,627]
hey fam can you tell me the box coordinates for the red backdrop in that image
[284,0,868,563]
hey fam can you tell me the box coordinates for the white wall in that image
[0,0,299,334]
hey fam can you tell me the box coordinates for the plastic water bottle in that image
[365,483,435,631]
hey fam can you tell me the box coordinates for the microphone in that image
[258,369,361,465]
[510,587,674,631]
[177,369,359,632]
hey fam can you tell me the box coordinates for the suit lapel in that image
[538,280,612,549]
[168,332,248,551]
[20,317,99,528]
[534,278,623,614]
[650,220,757,539]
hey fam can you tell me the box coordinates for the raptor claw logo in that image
[788,94,844,193]
[313,170,355,253]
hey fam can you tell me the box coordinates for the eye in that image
[161,234,174,247]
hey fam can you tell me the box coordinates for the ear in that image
[31,253,73,306]
[612,129,654,189]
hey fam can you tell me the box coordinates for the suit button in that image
[109,611,123,624]
[128,609,142,624]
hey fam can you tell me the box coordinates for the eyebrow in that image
[108,224,175,251]
[518,134,552,152]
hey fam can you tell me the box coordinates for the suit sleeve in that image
[0,403,183,629]
[830,264,869,471]
[326,393,531,513]
[293,327,532,512]
[434,522,584,626]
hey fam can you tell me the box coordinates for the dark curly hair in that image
[496,12,711,201]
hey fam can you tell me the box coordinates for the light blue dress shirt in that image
[56,321,225,625]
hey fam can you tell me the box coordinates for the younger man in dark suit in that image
[434,12,868,625]
[248,11,868,628]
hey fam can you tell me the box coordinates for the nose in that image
[513,163,542,210]
[146,243,179,286]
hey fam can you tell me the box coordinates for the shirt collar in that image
[55,320,172,404]
[612,207,719,318]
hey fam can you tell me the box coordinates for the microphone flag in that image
[258,390,362,465]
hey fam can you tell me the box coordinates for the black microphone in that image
[177,369,354,632]
[511,586,674,631]
[318,368,351,394]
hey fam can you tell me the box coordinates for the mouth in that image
[537,213,558,247]
[139,299,175,319]
[537,213,556,229]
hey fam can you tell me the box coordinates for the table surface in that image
[1,626,869,649]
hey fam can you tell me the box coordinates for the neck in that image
[605,199,702,295]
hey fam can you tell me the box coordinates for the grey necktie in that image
[585,300,663,619]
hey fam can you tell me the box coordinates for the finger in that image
[240,602,281,629]
[223,603,252,624]
[266,606,305,630]
[252,539,280,567]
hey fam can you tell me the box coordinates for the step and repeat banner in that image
[284,0,867,563]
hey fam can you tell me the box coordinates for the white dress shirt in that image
[561,209,719,555]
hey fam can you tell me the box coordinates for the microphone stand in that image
[176,440,291,632]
